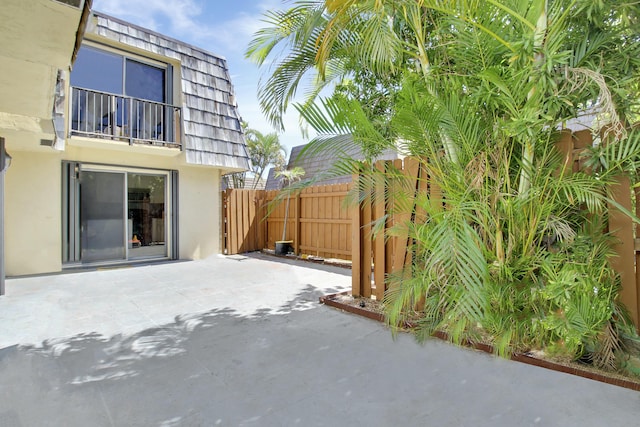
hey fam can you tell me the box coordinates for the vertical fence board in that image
[402,158,420,271]
[237,191,245,253]
[414,161,429,310]
[222,191,228,254]
[330,187,339,259]
[391,159,410,275]
[609,175,639,328]
[573,129,593,172]
[294,193,301,255]
[257,192,266,250]
[242,190,250,252]
[352,171,363,296]
[342,183,350,258]
[300,188,307,254]
[555,129,573,176]
[361,171,373,298]
[317,186,325,256]
[248,190,257,251]
[636,187,640,325]
[229,190,239,254]
[373,161,387,300]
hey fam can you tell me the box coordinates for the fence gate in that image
[222,189,266,255]
[351,157,443,300]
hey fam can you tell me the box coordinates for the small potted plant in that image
[274,166,305,255]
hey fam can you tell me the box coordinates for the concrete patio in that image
[0,253,638,426]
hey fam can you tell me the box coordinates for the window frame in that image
[71,41,173,105]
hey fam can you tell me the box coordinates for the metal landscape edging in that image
[319,292,640,392]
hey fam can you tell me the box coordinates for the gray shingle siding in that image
[90,11,250,170]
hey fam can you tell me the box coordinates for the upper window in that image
[69,44,178,144]
[71,45,166,103]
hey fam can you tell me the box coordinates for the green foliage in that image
[250,0,640,374]
[275,166,306,241]
[243,124,286,189]
[536,234,619,359]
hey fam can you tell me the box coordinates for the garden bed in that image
[320,291,640,392]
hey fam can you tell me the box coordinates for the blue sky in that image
[92,0,311,155]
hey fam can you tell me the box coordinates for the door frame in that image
[62,161,176,267]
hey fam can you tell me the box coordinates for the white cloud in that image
[93,0,203,34]
[190,0,284,53]
[94,0,284,53]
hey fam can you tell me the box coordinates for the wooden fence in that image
[223,131,640,328]
[350,131,640,329]
[556,128,640,328]
[222,189,266,254]
[223,183,353,260]
[263,184,353,259]
[351,158,437,299]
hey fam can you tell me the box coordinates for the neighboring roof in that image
[221,175,266,190]
[89,11,250,171]
[265,140,401,190]
[562,107,599,133]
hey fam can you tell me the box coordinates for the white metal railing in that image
[70,87,181,147]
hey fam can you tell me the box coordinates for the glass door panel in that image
[71,46,124,94]
[127,173,166,259]
[125,59,165,102]
[80,171,126,262]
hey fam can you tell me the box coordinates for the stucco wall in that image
[5,150,62,275]
[5,141,222,276]
[177,166,220,260]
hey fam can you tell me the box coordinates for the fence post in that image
[222,190,227,254]
[555,129,573,176]
[241,190,249,253]
[391,159,410,275]
[352,166,363,297]
[361,167,373,298]
[228,189,238,255]
[248,190,257,251]
[609,175,639,329]
[258,192,266,251]
[373,161,386,300]
[294,192,301,255]
[636,187,640,328]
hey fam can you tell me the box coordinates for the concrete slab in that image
[0,253,349,348]
[0,253,639,426]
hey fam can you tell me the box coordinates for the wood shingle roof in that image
[90,11,250,171]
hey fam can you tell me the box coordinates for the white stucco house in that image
[0,1,250,278]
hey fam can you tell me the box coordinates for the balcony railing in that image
[70,87,182,148]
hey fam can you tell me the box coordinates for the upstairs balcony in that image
[70,87,182,148]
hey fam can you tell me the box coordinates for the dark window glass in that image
[80,171,126,262]
[71,46,123,94]
[125,59,165,102]
[72,46,166,103]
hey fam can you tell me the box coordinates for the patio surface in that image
[0,253,638,426]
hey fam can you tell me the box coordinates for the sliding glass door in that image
[63,162,174,266]
[127,173,166,259]
[80,170,126,262]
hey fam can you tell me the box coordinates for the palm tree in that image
[246,0,408,131]
[249,0,640,367]
[244,127,286,189]
[275,166,305,243]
